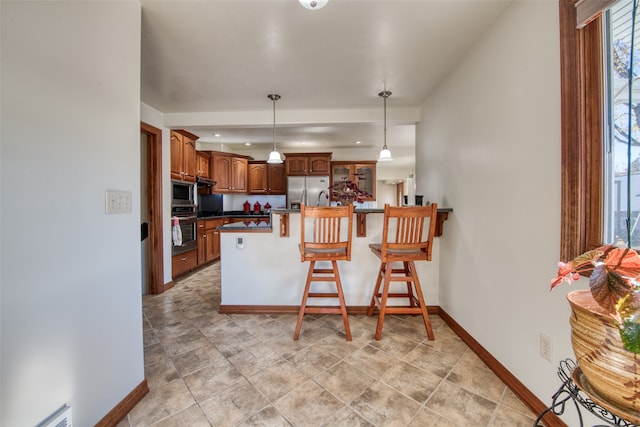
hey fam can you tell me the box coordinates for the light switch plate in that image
[105,190,132,214]
[236,236,245,249]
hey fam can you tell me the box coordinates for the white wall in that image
[416,1,590,424]
[140,102,174,285]
[1,2,144,426]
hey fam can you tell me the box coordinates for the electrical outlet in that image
[540,333,553,362]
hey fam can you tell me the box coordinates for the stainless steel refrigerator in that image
[287,176,331,208]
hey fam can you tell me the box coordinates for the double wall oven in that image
[171,180,197,254]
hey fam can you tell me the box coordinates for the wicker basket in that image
[568,289,640,419]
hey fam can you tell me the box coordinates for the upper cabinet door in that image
[308,155,331,175]
[170,129,198,182]
[267,163,286,194]
[285,153,332,176]
[212,154,232,191]
[231,157,248,193]
[285,156,308,175]
[248,162,268,194]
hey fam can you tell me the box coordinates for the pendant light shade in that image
[298,0,329,10]
[378,90,393,162]
[267,94,283,164]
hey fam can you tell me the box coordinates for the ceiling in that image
[140,0,512,157]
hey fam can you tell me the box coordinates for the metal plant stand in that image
[534,359,638,427]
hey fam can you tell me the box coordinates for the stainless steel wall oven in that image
[171,204,197,254]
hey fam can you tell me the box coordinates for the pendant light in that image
[378,90,393,162]
[267,94,283,164]
[298,0,329,10]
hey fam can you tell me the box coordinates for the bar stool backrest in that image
[380,203,438,262]
[300,204,354,262]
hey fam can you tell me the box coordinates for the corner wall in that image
[1,2,144,425]
[416,1,587,424]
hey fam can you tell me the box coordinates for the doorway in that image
[140,122,165,294]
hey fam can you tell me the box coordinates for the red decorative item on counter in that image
[264,202,271,211]
[253,201,261,214]
[243,200,251,214]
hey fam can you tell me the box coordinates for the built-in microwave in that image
[172,180,195,206]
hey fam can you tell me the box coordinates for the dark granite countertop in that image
[271,207,452,214]
[217,219,272,232]
[197,210,271,220]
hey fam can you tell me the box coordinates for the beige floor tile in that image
[350,380,422,426]
[152,404,211,427]
[159,329,210,358]
[274,380,345,427]
[420,327,469,357]
[211,328,263,357]
[152,319,199,339]
[446,357,506,402]
[183,359,243,402]
[425,380,497,425]
[128,379,195,427]
[344,345,399,376]
[128,262,540,427]
[237,405,293,426]
[200,378,269,425]
[368,333,421,359]
[248,318,295,342]
[248,359,308,401]
[293,317,345,343]
[312,333,368,359]
[313,361,376,403]
[321,406,375,426]
[171,343,227,377]
[228,345,283,377]
[380,361,442,404]
[402,343,461,378]
[262,333,313,359]
[143,342,168,367]
[408,407,459,427]
[489,404,536,426]
[144,356,180,391]
[286,345,341,378]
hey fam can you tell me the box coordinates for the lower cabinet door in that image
[172,249,198,278]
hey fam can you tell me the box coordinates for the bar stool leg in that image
[374,262,393,340]
[409,261,434,340]
[294,260,316,340]
[367,263,385,317]
[332,260,352,341]
[404,261,416,309]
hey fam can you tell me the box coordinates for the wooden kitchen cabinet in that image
[170,130,198,182]
[331,161,377,201]
[196,151,210,178]
[197,218,223,265]
[248,161,285,194]
[284,153,331,176]
[211,153,248,193]
[172,249,198,278]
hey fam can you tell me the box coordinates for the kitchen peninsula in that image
[218,207,451,313]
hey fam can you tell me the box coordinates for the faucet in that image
[316,190,329,206]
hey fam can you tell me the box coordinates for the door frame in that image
[141,121,166,294]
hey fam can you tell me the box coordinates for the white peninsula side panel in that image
[220,213,440,308]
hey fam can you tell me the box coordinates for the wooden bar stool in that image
[294,203,354,341]
[367,203,438,340]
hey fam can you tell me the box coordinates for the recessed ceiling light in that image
[213,133,221,138]
[245,142,251,146]
[355,140,361,144]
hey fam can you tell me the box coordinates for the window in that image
[604,0,640,247]
[560,0,610,260]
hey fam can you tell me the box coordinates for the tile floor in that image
[118,261,539,426]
